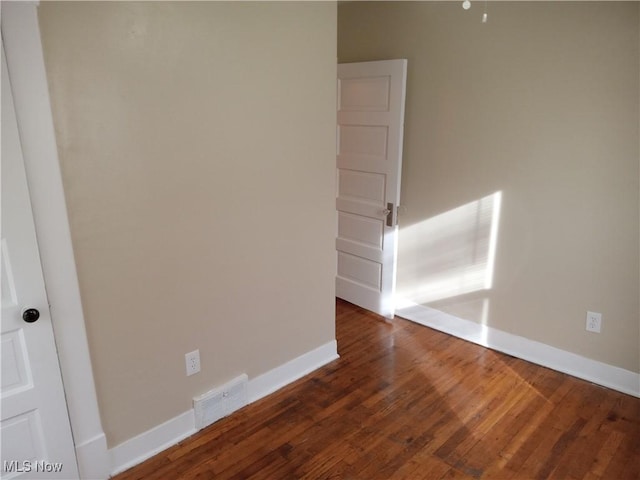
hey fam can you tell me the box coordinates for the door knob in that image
[385,202,394,227]
[22,308,40,323]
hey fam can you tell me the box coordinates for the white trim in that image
[108,340,339,476]
[247,340,339,403]
[109,410,197,477]
[75,434,109,480]
[1,4,109,479]
[396,298,640,398]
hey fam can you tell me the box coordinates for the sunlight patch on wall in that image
[397,191,502,305]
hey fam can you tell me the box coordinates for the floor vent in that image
[193,373,248,430]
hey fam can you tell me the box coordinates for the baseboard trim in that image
[396,298,640,398]
[75,433,109,479]
[248,340,339,403]
[109,410,196,476]
[108,339,339,476]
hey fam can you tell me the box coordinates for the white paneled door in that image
[336,60,407,319]
[1,46,78,479]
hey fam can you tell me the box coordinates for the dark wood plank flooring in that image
[114,299,640,479]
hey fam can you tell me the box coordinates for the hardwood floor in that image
[114,299,640,479]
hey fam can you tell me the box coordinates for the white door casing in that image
[2,3,109,477]
[1,46,79,479]
[336,59,407,319]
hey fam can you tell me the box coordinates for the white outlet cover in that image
[586,311,602,333]
[185,349,201,376]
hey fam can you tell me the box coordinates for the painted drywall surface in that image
[39,1,337,447]
[339,1,639,372]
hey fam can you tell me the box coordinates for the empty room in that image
[1,1,638,479]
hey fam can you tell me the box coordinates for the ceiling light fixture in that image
[463,0,488,23]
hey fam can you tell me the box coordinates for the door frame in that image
[2,3,109,478]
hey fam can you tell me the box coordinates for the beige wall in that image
[39,1,337,447]
[339,2,639,372]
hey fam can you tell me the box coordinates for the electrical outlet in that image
[586,311,602,333]
[185,349,201,376]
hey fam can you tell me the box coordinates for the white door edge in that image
[2,3,109,478]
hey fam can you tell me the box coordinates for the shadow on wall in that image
[397,191,502,324]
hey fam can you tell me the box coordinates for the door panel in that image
[1,329,32,394]
[336,60,407,318]
[339,125,389,157]
[338,213,384,249]
[1,45,78,479]
[337,252,382,290]
[338,76,391,111]
[337,170,386,205]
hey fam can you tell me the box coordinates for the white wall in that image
[39,1,338,447]
[339,1,639,373]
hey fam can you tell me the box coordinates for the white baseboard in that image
[108,339,339,477]
[109,410,196,476]
[75,433,109,480]
[248,340,339,403]
[396,298,640,398]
